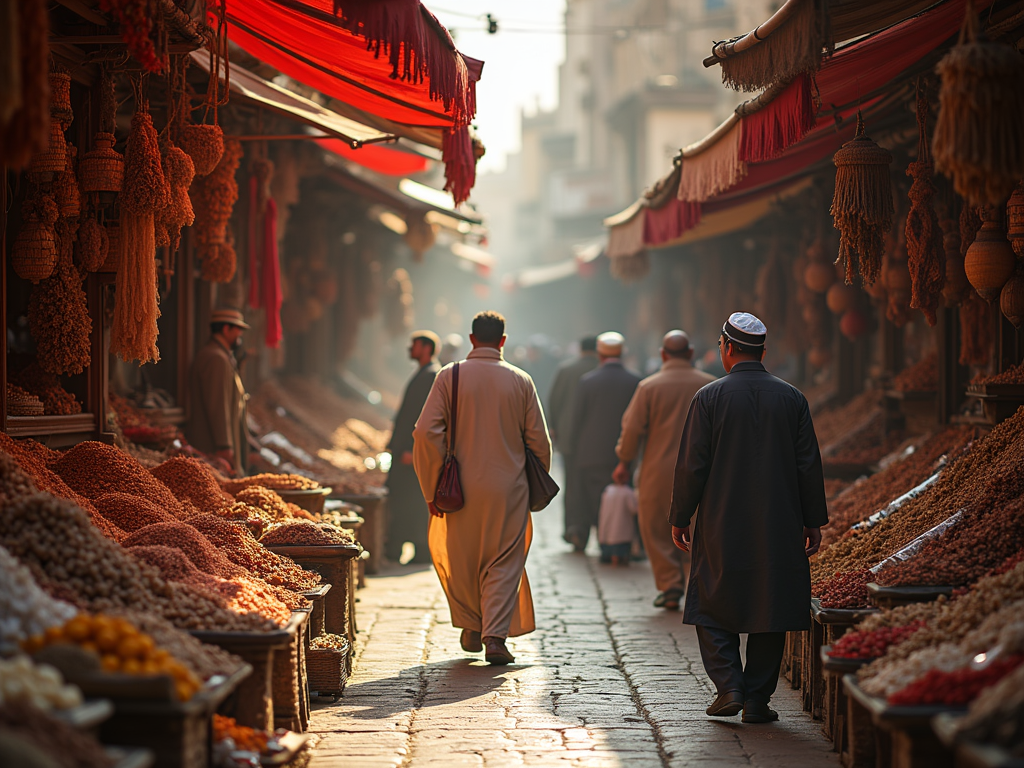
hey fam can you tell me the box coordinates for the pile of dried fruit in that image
[812,390,883,451]
[822,427,975,548]
[823,414,906,467]
[891,352,939,392]
[954,661,1024,750]
[812,407,1024,606]
[150,456,232,512]
[223,472,321,493]
[124,522,243,579]
[818,570,872,609]
[887,655,1023,706]
[829,621,926,659]
[972,362,1024,386]
[234,485,314,522]
[261,520,355,546]
[93,493,179,532]
[24,613,201,701]
[0,656,82,711]
[0,701,114,768]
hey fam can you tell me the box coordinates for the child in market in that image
[597,482,638,566]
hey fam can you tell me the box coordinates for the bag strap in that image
[447,362,460,457]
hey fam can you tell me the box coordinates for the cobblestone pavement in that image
[309,493,838,768]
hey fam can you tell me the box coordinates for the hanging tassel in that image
[442,127,476,205]
[737,74,816,163]
[831,113,893,286]
[677,122,746,202]
[905,82,945,326]
[933,6,1024,207]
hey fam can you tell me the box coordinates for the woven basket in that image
[81,133,124,193]
[179,124,224,176]
[271,633,301,732]
[49,69,73,128]
[307,640,350,697]
[12,220,57,282]
[55,146,80,219]
[30,120,67,175]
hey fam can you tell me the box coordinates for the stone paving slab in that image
[308,483,838,768]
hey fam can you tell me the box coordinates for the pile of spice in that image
[891,352,939,392]
[150,456,232,512]
[812,390,883,450]
[822,413,907,468]
[829,621,926,659]
[223,472,321,493]
[108,393,181,446]
[124,522,243,579]
[234,485,314,522]
[888,655,1024,706]
[261,521,355,546]
[93,493,179,533]
[812,406,1024,607]
[972,361,1024,386]
[822,426,976,548]
[11,364,80,415]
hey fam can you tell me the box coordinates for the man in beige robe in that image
[413,311,552,665]
[613,330,716,609]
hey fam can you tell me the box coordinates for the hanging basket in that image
[179,123,224,176]
[54,145,81,219]
[831,115,893,286]
[933,9,1024,207]
[80,132,124,193]
[49,68,74,128]
[964,217,1016,300]
[29,119,67,175]
[12,219,58,283]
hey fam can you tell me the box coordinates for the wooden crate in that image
[335,492,387,574]
[272,612,310,733]
[265,544,361,644]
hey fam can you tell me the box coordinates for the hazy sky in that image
[430,1,567,175]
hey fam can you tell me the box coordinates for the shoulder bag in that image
[525,446,559,512]
[433,362,464,513]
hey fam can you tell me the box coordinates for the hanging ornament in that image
[964,209,1016,300]
[826,282,858,315]
[933,8,1024,208]
[831,113,893,286]
[905,82,945,326]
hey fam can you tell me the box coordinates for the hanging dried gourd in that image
[0,0,50,170]
[155,142,195,252]
[77,216,109,272]
[110,92,169,365]
[53,144,81,220]
[13,194,59,283]
[28,220,91,375]
[964,208,1016,301]
[933,8,1024,208]
[832,113,893,286]
[904,84,945,326]
[80,68,123,194]
[959,290,992,366]
[192,138,242,282]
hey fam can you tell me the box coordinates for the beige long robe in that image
[413,346,552,638]
[616,358,716,593]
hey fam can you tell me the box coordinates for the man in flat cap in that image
[547,336,599,549]
[670,312,828,723]
[565,332,641,552]
[187,308,251,477]
[385,330,441,564]
[614,331,715,609]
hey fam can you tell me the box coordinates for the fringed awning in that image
[225,0,483,202]
[705,0,976,92]
[607,0,988,280]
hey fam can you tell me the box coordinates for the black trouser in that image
[384,465,430,562]
[566,463,616,547]
[695,625,786,704]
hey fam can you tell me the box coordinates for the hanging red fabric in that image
[442,127,475,205]
[738,74,815,164]
[247,175,262,309]
[262,199,283,349]
[643,199,702,246]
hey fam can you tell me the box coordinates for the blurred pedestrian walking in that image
[613,330,715,609]
[564,332,640,552]
[413,311,552,664]
[670,312,828,724]
[385,330,440,564]
[546,336,598,549]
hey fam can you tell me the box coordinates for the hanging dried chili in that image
[905,84,945,325]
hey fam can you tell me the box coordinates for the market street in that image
[309,488,838,768]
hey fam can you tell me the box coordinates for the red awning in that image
[317,139,430,175]
[225,0,483,202]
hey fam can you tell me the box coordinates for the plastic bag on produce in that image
[852,467,944,533]
[869,509,964,575]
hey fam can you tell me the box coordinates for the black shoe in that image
[706,691,745,717]
[460,629,482,653]
[742,700,779,723]
[653,590,684,610]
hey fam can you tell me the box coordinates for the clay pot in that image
[840,308,869,339]
[804,261,835,293]
[965,219,1016,300]
[1001,265,1024,328]
[826,282,859,315]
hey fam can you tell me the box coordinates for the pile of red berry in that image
[829,621,926,659]
[888,655,1024,706]
[817,569,871,609]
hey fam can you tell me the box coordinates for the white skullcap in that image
[722,312,767,347]
[596,332,625,356]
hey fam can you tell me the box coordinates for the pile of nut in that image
[0,545,77,646]
[234,485,314,522]
[223,472,320,493]
[260,521,355,546]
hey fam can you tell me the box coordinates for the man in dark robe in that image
[547,336,598,548]
[385,331,441,564]
[565,332,641,552]
[670,312,828,723]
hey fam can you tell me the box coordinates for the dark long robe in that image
[385,361,440,559]
[669,361,828,633]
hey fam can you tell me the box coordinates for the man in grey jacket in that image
[565,332,641,552]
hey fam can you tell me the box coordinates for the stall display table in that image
[821,646,873,759]
[334,492,387,574]
[933,713,1024,768]
[868,583,956,609]
[809,599,878,738]
[271,611,310,733]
